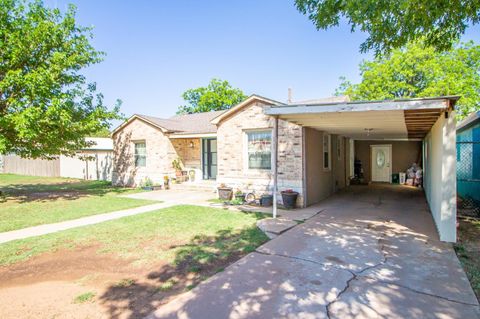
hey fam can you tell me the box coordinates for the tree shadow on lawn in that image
[98,225,269,319]
[0,180,136,204]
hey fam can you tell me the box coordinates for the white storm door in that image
[371,145,392,182]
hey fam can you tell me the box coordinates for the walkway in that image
[0,189,214,244]
[147,185,479,319]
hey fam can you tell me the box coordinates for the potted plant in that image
[281,189,299,209]
[234,189,245,203]
[172,158,183,178]
[260,193,273,207]
[217,183,233,200]
[188,170,195,182]
[163,175,170,190]
[140,177,154,191]
[152,183,162,191]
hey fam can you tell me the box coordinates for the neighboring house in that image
[457,111,480,205]
[1,137,113,181]
[112,94,458,242]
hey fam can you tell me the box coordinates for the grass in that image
[454,217,480,301]
[0,205,269,266]
[0,174,157,232]
[73,292,96,304]
[156,279,177,292]
[114,278,136,288]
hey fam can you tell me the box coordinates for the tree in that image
[0,0,121,158]
[177,79,247,114]
[295,0,480,55]
[336,41,480,119]
[89,127,111,138]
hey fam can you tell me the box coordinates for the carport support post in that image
[272,116,279,219]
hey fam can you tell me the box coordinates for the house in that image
[112,94,458,242]
[1,137,113,181]
[457,111,480,208]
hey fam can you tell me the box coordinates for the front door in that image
[371,145,392,182]
[202,138,217,180]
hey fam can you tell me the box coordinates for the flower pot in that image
[281,191,298,209]
[235,193,246,203]
[142,186,153,191]
[260,194,273,207]
[218,187,233,200]
[152,185,162,191]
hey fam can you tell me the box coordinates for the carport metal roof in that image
[265,96,459,140]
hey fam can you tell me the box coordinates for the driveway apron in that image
[147,185,480,319]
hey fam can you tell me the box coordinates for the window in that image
[246,130,272,170]
[134,142,146,167]
[323,134,331,170]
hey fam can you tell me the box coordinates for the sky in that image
[46,1,480,124]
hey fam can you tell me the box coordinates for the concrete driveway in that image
[147,185,480,319]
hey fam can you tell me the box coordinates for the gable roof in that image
[112,110,225,136]
[210,94,286,125]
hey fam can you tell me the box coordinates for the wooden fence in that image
[2,155,61,177]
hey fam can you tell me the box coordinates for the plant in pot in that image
[260,193,273,207]
[188,170,195,182]
[163,175,170,190]
[234,189,245,203]
[139,177,154,191]
[281,189,299,209]
[172,158,183,178]
[217,183,233,200]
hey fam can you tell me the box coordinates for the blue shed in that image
[457,111,480,208]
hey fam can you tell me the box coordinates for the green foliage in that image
[0,0,122,158]
[336,41,480,119]
[73,292,95,304]
[89,127,111,138]
[295,0,480,55]
[177,78,247,114]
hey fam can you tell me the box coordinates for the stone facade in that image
[112,118,178,186]
[112,118,205,186]
[216,100,305,207]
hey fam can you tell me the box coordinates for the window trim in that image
[323,134,331,171]
[134,141,146,168]
[243,129,273,172]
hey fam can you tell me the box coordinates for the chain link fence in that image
[457,141,480,217]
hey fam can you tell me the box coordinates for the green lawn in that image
[0,205,269,268]
[0,174,156,232]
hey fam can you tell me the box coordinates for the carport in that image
[266,96,459,242]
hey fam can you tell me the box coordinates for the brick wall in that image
[216,100,305,207]
[112,118,178,186]
[171,138,201,169]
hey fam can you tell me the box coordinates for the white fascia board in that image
[265,99,448,116]
[168,133,217,139]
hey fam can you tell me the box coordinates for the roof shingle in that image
[136,110,225,134]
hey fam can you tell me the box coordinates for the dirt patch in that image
[455,217,480,302]
[0,243,250,319]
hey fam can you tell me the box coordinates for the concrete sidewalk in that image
[0,189,216,244]
[147,185,480,319]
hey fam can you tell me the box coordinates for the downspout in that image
[272,116,279,218]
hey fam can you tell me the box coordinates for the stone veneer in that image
[216,100,305,207]
[112,118,204,186]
